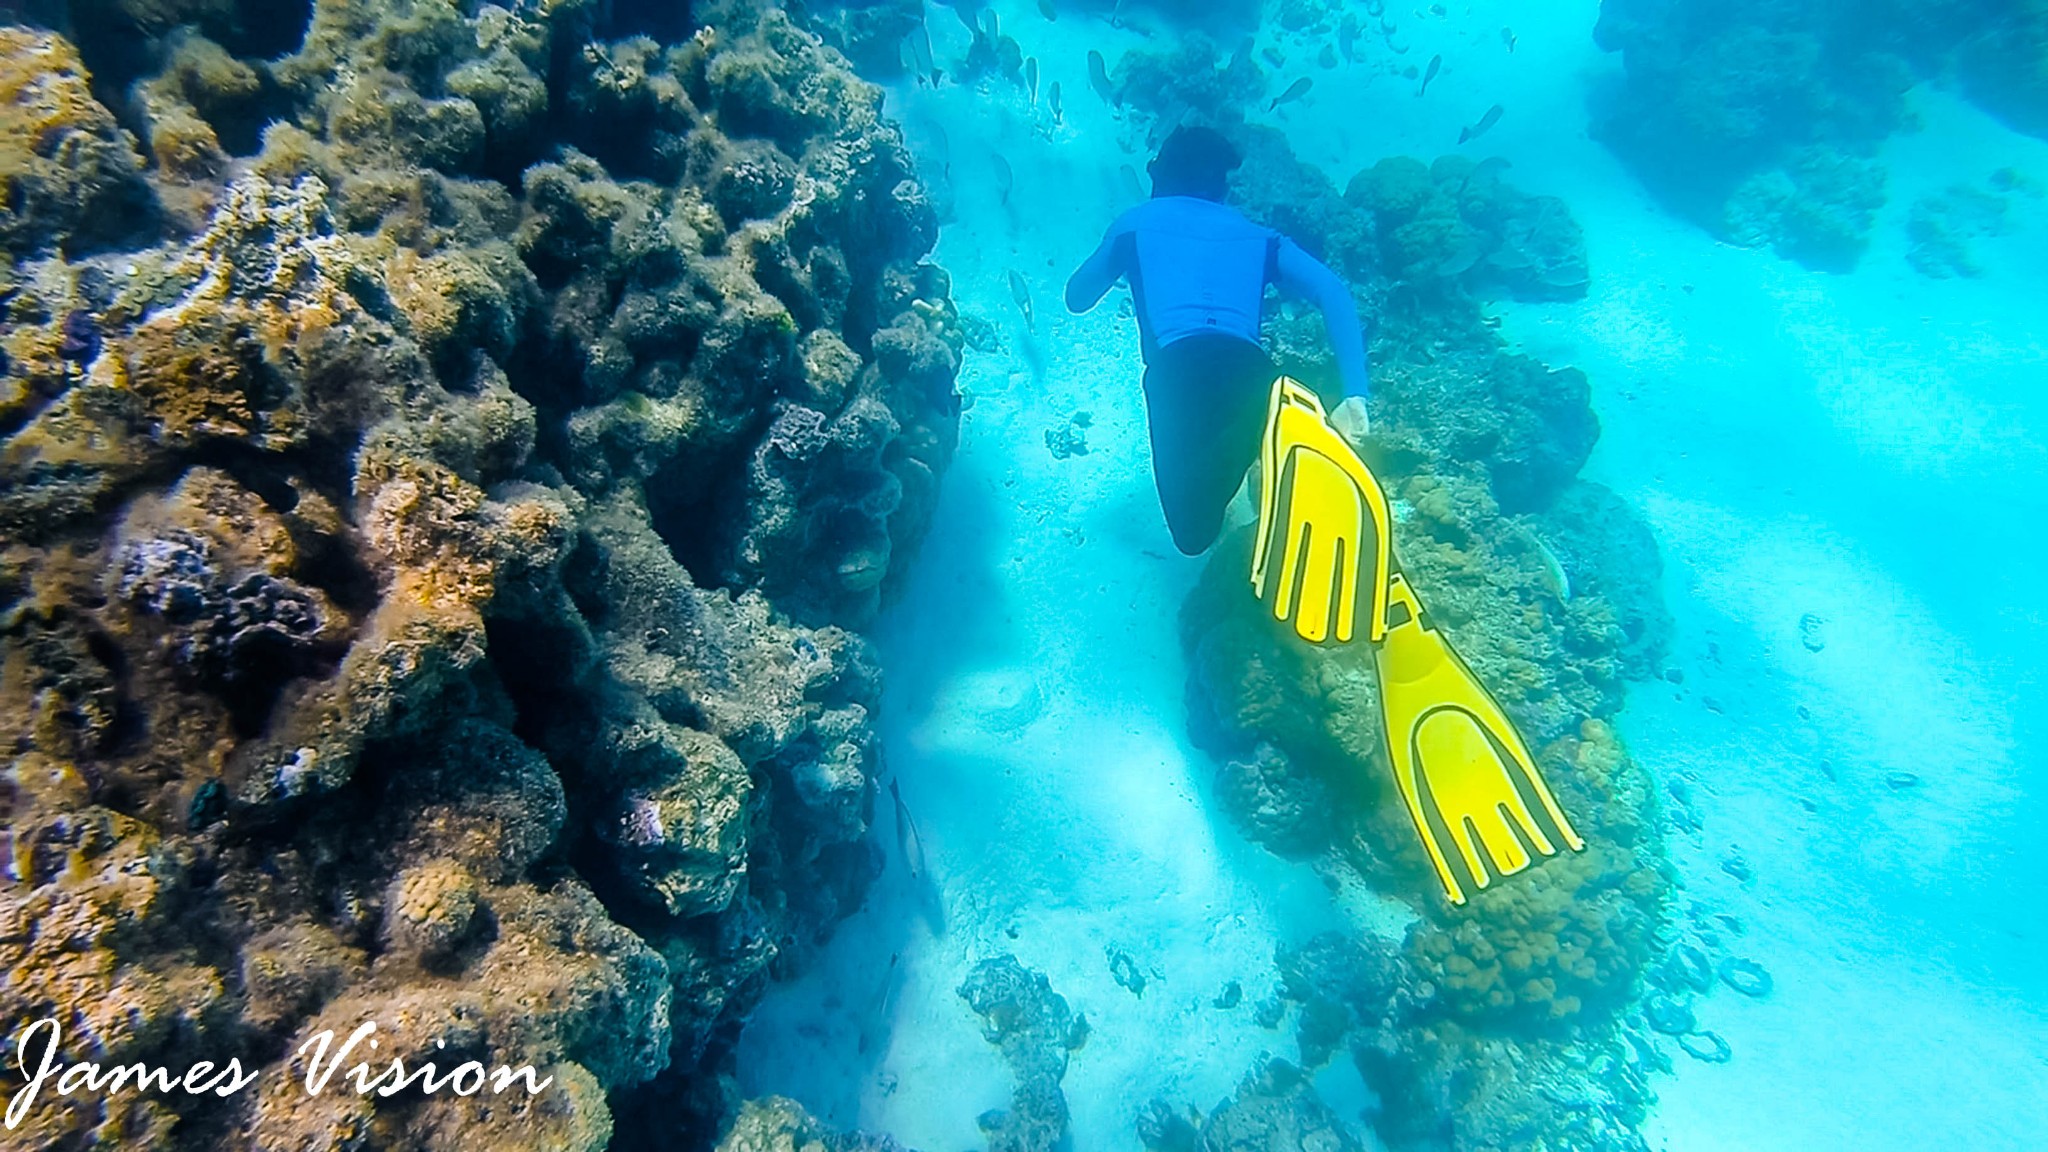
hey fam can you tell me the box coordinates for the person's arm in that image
[1273,237,1370,400]
[1065,219,1131,313]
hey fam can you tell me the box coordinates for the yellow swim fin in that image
[1373,572,1585,904]
[1245,375,1584,904]
[1249,377,1392,645]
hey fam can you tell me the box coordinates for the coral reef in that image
[0,27,156,260]
[1349,155,1590,303]
[1904,169,2039,278]
[1138,1060,1366,1152]
[957,955,1089,1152]
[1,1,957,1148]
[1589,0,2048,267]
[1591,0,1915,269]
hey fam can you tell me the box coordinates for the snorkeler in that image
[1064,125,1372,556]
[1066,128,1585,905]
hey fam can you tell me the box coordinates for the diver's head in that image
[1148,126,1241,201]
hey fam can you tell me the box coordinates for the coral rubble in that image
[1,0,956,1147]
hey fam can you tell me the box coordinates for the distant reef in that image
[0,0,958,1147]
[1593,0,2048,271]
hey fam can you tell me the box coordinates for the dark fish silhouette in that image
[1460,154,1513,196]
[1318,44,1337,68]
[1338,14,1359,62]
[993,152,1014,204]
[1502,26,1518,52]
[1269,77,1312,111]
[1026,56,1039,104]
[890,779,926,883]
[1087,49,1118,108]
[1009,270,1035,332]
[858,953,903,1056]
[1049,80,1063,122]
[1459,103,1504,143]
[1038,0,1057,19]
[1417,53,1441,96]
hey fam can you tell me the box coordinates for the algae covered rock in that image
[0,27,155,260]
[0,1,958,1146]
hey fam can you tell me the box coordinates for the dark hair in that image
[1148,126,1241,201]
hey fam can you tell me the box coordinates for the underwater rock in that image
[1678,1030,1734,1065]
[1905,178,2026,278]
[1591,0,1925,270]
[1347,154,1590,302]
[1644,994,1697,1036]
[1717,956,1773,998]
[1200,1059,1366,1152]
[0,28,157,260]
[959,955,1086,1152]
[1216,742,1334,857]
[717,1095,911,1152]
[1276,932,1401,1069]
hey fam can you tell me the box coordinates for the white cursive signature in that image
[6,1017,555,1131]
[7,1018,259,1130]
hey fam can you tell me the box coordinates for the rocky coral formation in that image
[1904,168,2041,278]
[1139,1059,1366,1152]
[1,0,957,1147]
[1591,0,2048,270]
[714,1095,908,1152]
[1590,0,1914,269]
[1350,154,1590,303]
[957,955,1089,1152]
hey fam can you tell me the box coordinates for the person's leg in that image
[1142,337,1277,555]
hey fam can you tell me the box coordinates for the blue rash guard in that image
[1064,195,1370,399]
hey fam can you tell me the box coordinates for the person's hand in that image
[1331,396,1372,446]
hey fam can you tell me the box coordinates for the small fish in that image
[1338,14,1360,61]
[1049,80,1063,122]
[978,7,999,42]
[1038,0,1057,19]
[1087,49,1118,108]
[1318,44,1337,68]
[1268,76,1312,111]
[1026,56,1039,104]
[1417,53,1440,96]
[1119,163,1145,202]
[993,152,1014,204]
[858,953,903,1055]
[1530,532,1571,602]
[1502,26,1518,52]
[1008,269,1035,332]
[1459,103,1504,144]
[1435,234,1489,277]
[890,779,927,882]
[1459,154,1513,196]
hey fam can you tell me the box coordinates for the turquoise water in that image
[738,1,2048,1148]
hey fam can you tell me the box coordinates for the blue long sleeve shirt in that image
[1064,196,1370,399]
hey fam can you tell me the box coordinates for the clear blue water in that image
[739,1,2048,1148]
